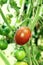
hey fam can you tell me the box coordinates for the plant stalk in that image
[23,44,32,65]
[18,0,25,20]
[28,6,41,31]
[0,8,14,31]
[0,50,10,65]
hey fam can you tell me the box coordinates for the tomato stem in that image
[0,50,10,65]
[18,0,25,20]
[28,6,41,31]
[26,0,33,17]
[16,17,31,28]
[32,57,39,65]
[30,38,39,65]
[23,44,32,65]
[0,8,14,31]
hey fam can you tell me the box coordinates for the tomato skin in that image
[15,27,31,45]
[0,40,8,50]
[15,62,28,65]
[14,49,26,60]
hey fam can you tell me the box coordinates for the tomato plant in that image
[0,0,43,65]
[15,27,31,45]
[14,49,26,60]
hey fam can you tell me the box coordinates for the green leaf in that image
[39,61,43,65]
[9,0,20,12]
[6,14,11,24]
[37,0,43,5]
[32,44,41,60]
[38,45,43,51]
[19,0,23,6]
[0,27,3,35]
[36,51,41,60]
[0,0,7,5]
[40,27,43,37]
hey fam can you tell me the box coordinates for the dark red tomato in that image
[14,27,31,45]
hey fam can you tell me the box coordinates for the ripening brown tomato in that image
[14,27,31,45]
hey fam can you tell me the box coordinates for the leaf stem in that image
[30,38,39,65]
[28,6,41,31]
[23,44,32,65]
[16,17,31,27]
[18,0,25,20]
[0,8,14,31]
[0,50,10,65]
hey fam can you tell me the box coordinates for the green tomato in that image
[14,49,26,60]
[15,62,28,65]
[0,40,8,50]
[3,27,10,35]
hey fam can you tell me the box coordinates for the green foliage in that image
[9,0,20,12]
[0,0,7,5]
[0,40,8,50]
[0,0,43,65]
[38,45,43,51]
